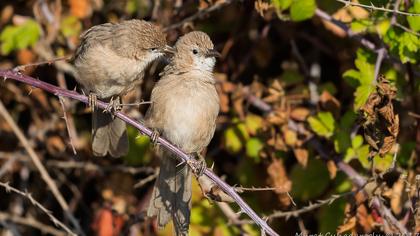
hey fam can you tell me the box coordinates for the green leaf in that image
[318,198,346,233]
[224,121,249,154]
[308,112,336,138]
[60,16,82,37]
[272,0,293,10]
[291,159,330,200]
[343,135,370,168]
[246,138,264,162]
[0,19,41,55]
[407,0,420,31]
[124,126,152,165]
[281,69,304,85]
[384,28,420,63]
[245,114,263,134]
[350,20,371,33]
[373,154,394,172]
[290,0,316,21]
[354,84,375,109]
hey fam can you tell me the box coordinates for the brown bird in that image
[73,19,172,157]
[146,31,220,235]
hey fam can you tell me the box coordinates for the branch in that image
[314,8,377,51]
[245,90,408,234]
[374,48,386,82]
[0,182,76,236]
[336,0,420,17]
[0,69,279,236]
[0,211,66,236]
[0,100,84,235]
[163,0,234,31]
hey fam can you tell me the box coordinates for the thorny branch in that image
[336,0,420,17]
[0,181,76,236]
[0,69,279,236]
[0,211,66,236]
[245,93,408,234]
[0,100,84,235]
[163,0,234,31]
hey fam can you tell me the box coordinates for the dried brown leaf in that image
[326,160,337,179]
[267,158,292,206]
[293,148,308,167]
[290,107,310,121]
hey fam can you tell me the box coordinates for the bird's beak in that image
[205,49,221,58]
[162,45,176,54]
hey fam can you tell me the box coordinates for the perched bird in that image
[146,31,220,235]
[73,19,172,157]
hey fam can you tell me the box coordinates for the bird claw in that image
[103,96,122,114]
[150,129,160,146]
[88,93,97,112]
[188,154,206,176]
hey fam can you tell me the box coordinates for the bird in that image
[146,31,220,235]
[73,19,173,157]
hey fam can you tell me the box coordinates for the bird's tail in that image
[91,109,128,157]
[147,149,192,235]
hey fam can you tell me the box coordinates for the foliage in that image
[0,0,419,235]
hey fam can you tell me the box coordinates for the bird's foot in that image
[103,96,122,114]
[189,153,206,176]
[88,93,97,112]
[150,129,160,147]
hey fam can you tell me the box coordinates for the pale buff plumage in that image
[73,19,168,157]
[146,31,220,235]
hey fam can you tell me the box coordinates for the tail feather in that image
[92,110,128,157]
[148,150,192,235]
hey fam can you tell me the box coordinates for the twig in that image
[59,96,77,154]
[216,202,249,234]
[13,56,70,72]
[46,160,155,174]
[0,69,279,236]
[134,169,159,188]
[0,100,84,235]
[0,154,18,178]
[0,211,66,236]
[235,186,278,192]
[0,220,22,236]
[314,8,377,51]
[0,182,76,236]
[244,89,408,234]
[390,0,401,25]
[240,192,351,225]
[336,0,420,16]
[374,48,386,83]
[394,22,420,37]
[163,0,234,31]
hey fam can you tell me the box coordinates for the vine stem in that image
[0,69,279,236]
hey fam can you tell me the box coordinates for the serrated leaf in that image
[407,0,420,31]
[0,20,41,55]
[354,84,375,110]
[308,112,335,138]
[272,0,293,10]
[290,0,316,21]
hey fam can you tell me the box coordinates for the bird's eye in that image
[150,48,158,52]
[192,49,198,54]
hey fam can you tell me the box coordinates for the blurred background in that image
[0,0,419,235]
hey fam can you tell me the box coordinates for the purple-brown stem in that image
[0,69,279,236]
